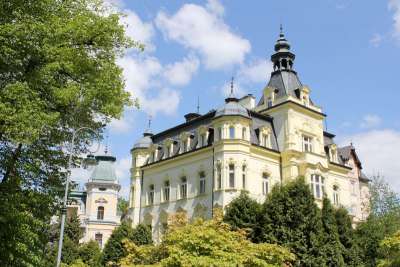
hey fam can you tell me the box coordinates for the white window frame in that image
[262,133,270,148]
[302,135,313,153]
[216,165,222,189]
[310,174,324,199]
[180,177,187,199]
[148,184,155,205]
[182,139,188,153]
[200,133,206,147]
[242,127,247,140]
[163,181,170,202]
[228,164,235,188]
[199,172,206,194]
[333,185,339,206]
[262,173,269,195]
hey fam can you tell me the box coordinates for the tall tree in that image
[117,197,129,222]
[223,190,262,242]
[78,240,102,267]
[131,224,152,246]
[101,222,134,266]
[321,198,345,266]
[261,177,327,266]
[0,0,135,265]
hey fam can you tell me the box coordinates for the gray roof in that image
[133,132,153,149]
[215,98,250,118]
[90,155,117,182]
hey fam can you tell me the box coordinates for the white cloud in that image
[109,110,136,134]
[206,0,225,16]
[121,10,155,51]
[163,55,200,86]
[155,2,251,70]
[370,33,383,47]
[360,114,382,128]
[142,87,180,116]
[238,59,273,83]
[340,129,400,192]
[389,0,400,40]
[221,80,246,98]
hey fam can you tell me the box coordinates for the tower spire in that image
[104,131,109,154]
[143,115,153,137]
[196,96,200,114]
[230,76,234,97]
[271,26,295,72]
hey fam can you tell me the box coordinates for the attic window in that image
[99,188,106,191]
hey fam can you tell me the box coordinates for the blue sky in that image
[72,0,400,196]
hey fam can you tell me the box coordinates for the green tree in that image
[321,198,345,266]
[377,230,400,267]
[261,177,326,266]
[101,222,134,266]
[79,240,102,267]
[0,0,135,265]
[335,207,362,266]
[223,190,263,242]
[356,175,400,267]
[131,224,152,246]
[117,197,129,222]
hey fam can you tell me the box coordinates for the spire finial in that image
[280,24,283,34]
[104,131,109,154]
[196,96,200,114]
[230,76,234,97]
[148,115,152,130]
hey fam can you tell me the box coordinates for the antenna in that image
[148,115,152,130]
[104,131,109,154]
[280,23,283,34]
[230,76,234,97]
[196,96,200,114]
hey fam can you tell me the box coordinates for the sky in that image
[72,0,400,198]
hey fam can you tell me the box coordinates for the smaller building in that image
[68,154,121,248]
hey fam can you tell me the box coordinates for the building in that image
[68,154,121,248]
[129,29,370,241]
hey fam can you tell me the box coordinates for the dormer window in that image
[267,97,273,108]
[182,139,188,153]
[302,135,313,152]
[166,146,171,158]
[262,133,270,148]
[199,133,206,147]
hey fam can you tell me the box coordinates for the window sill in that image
[225,188,239,192]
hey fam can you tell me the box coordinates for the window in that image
[242,165,246,189]
[180,177,187,199]
[163,181,170,202]
[216,165,222,189]
[267,97,273,108]
[182,140,188,153]
[218,127,222,140]
[262,133,270,148]
[200,134,206,147]
[310,174,325,199]
[199,171,206,194]
[148,184,155,205]
[166,146,170,158]
[97,206,104,220]
[95,233,103,248]
[333,185,339,205]
[229,164,235,188]
[302,135,313,152]
[229,126,235,139]
[242,127,247,140]
[262,173,269,195]
[151,150,156,162]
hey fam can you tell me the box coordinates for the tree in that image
[321,198,345,266]
[119,212,295,267]
[101,222,134,266]
[117,197,129,222]
[335,207,362,266]
[131,224,152,246]
[223,190,262,242]
[261,177,327,266]
[356,175,400,266]
[377,230,400,267]
[0,0,135,265]
[78,240,102,267]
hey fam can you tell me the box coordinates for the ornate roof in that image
[215,97,250,119]
[90,155,117,182]
[133,130,153,149]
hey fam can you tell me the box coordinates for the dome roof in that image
[90,155,117,182]
[133,130,153,149]
[215,97,250,118]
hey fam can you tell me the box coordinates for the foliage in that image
[132,224,153,246]
[120,213,295,267]
[118,197,129,222]
[0,0,135,265]
[377,231,400,267]
[78,240,102,267]
[223,190,263,242]
[102,222,134,266]
[356,175,400,267]
[261,177,327,266]
[335,207,362,266]
[321,198,345,266]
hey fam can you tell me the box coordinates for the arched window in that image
[333,185,339,205]
[148,184,155,205]
[163,181,170,202]
[228,164,235,188]
[262,173,269,195]
[180,177,187,199]
[229,126,235,139]
[95,233,103,248]
[97,206,104,220]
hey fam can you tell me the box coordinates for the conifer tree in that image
[321,198,345,266]
[79,240,102,267]
[223,190,262,242]
[131,224,153,246]
[261,177,327,266]
[101,222,134,266]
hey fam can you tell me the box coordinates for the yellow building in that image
[68,155,121,248]
[129,29,370,241]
